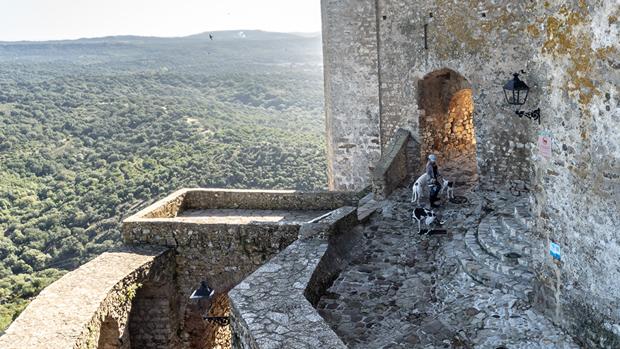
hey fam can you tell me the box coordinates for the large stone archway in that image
[418,69,478,180]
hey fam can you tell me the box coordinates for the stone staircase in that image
[455,197,535,301]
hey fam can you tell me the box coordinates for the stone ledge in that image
[370,129,419,200]
[229,206,360,348]
[0,246,170,349]
[124,188,361,223]
[298,206,357,240]
[229,239,347,349]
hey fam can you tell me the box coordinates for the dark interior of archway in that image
[418,70,478,182]
[185,292,231,349]
[98,315,121,349]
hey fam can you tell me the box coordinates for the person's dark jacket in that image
[426,161,438,181]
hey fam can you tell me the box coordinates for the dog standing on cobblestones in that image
[411,173,430,205]
[412,207,436,234]
[440,178,454,200]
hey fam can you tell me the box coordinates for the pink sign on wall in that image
[538,132,552,160]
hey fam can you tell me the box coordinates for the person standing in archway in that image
[426,154,441,208]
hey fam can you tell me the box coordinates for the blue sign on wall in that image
[550,241,561,261]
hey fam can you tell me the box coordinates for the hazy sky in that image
[0,0,322,41]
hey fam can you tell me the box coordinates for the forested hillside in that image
[0,31,327,330]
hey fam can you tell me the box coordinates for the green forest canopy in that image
[0,30,327,330]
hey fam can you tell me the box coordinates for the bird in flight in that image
[209,34,214,40]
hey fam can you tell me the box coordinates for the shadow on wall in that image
[418,69,477,174]
[98,316,121,349]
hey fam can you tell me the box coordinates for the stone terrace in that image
[176,209,331,225]
[316,184,579,348]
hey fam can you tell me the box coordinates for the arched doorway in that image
[98,315,121,349]
[418,69,477,181]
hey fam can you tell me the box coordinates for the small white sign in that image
[538,131,553,160]
[550,241,561,261]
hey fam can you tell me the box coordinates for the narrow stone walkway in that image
[316,184,579,348]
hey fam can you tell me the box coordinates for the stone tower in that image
[322,0,620,345]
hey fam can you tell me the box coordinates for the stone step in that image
[455,238,533,301]
[498,215,531,241]
[478,216,532,267]
[358,199,380,222]
[513,202,533,229]
[457,230,534,300]
[464,230,532,278]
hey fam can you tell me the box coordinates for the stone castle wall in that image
[229,206,359,349]
[0,247,172,349]
[324,0,619,346]
[527,2,620,347]
[373,0,539,185]
[322,0,382,191]
[0,188,362,349]
[122,188,362,348]
[323,0,540,190]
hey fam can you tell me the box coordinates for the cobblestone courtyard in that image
[317,169,579,348]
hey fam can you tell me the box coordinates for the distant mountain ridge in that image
[0,29,323,69]
[0,30,322,45]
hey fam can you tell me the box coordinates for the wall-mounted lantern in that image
[503,72,540,124]
[190,281,230,326]
[503,73,529,106]
[190,281,215,300]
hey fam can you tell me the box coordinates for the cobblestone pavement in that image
[317,183,579,349]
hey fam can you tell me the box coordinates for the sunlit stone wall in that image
[322,0,619,347]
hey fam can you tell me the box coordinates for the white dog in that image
[411,173,430,204]
[440,178,454,199]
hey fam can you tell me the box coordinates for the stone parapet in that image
[298,206,357,240]
[122,189,360,293]
[122,188,360,348]
[0,247,171,349]
[127,188,360,223]
[371,128,419,200]
[229,205,360,349]
[182,189,359,211]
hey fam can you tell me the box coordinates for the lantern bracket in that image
[515,108,541,125]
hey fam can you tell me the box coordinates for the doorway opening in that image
[97,315,121,349]
[418,69,478,181]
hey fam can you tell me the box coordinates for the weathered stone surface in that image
[317,183,577,348]
[370,128,420,199]
[182,189,359,211]
[176,209,331,225]
[229,202,360,349]
[322,0,382,191]
[0,247,171,349]
[229,240,346,349]
[131,188,360,220]
[324,1,619,346]
[122,188,359,348]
